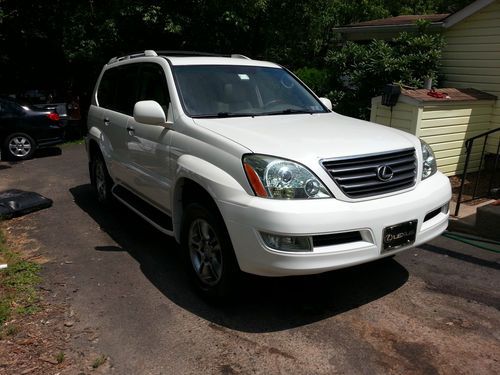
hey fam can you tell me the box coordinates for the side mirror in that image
[133,100,166,126]
[319,97,333,111]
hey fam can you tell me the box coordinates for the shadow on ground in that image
[70,183,409,333]
[0,147,62,164]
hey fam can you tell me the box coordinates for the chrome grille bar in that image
[322,148,417,198]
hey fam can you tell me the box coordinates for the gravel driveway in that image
[1,144,499,374]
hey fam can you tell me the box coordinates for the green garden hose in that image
[442,231,500,254]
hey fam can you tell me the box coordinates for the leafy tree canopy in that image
[0,0,472,116]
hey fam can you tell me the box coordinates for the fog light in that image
[261,232,312,252]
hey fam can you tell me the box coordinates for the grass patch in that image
[56,351,65,364]
[0,227,41,330]
[92,354,107,369]
[62,137,85,146]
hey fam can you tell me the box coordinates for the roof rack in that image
[108,50,158,64]
[107,50,252,64]
[156,50,224,57]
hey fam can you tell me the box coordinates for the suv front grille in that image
[322,148,417,198]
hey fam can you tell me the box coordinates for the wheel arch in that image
[172,177,221,243]
[171,154,247,243]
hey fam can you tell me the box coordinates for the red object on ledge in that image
[427,89,449,99]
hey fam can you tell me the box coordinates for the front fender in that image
[175,154,248,203]
[172,154,251,242]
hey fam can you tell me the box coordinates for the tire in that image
[181,202,240,300]
[90,153,113,204]
[3,133,36,161]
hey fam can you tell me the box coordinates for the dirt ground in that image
[0,144,499,375]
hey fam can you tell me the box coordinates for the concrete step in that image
[476,203,500,241]
[449,201,500,241]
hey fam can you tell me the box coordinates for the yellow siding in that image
[370,99,417,134]
[441,0,500,156]
[420,103,495,175]
[370,98,496,176]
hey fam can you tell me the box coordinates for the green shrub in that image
[326,20,445,119]
[294,67,332,97]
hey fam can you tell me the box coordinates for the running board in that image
[112,185,174,236]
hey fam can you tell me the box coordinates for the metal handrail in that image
[454,127,500,216]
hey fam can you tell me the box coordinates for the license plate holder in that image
[382,220,417,252]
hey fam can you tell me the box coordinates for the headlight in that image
[243,154,331,199]
[420,139,437,180]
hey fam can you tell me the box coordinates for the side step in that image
[112,185,173,235]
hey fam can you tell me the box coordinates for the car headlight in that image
[420,139,437,180]
[243,154,331,199]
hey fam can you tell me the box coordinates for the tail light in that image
[47,112,60,122]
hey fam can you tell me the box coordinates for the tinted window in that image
[98,63,169,116]
[97,69,117,109]
[0,99,23,116]
[137,63,170,113]
[97,64,139,115]
[115,65,139,115]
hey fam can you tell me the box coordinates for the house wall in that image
[369,98,418,134]
[441,0,500,154]
[370,97,496,176]
[419,102,495,175]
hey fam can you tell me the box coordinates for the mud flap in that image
[0,189,53,219]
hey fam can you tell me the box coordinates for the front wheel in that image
[181,203,240,300]
[3,133,36,161]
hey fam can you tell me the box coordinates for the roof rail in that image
[156,50,225,57]
[107,50,252,64]
[230,54,251,60]
[158,50,252,60]
[108,50,158,64]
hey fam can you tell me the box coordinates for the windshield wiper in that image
[191,112,259,118]
[261,108,316,116]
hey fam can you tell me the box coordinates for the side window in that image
[114,64,139,115]
[97,65,139,115]
[137,63,170,113]
[0,99,22,116]
[97,69,117,109]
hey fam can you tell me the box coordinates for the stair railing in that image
[454,127,500,216]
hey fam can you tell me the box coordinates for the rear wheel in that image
[181,202,240,300]
[91,153,113,204]
[3,133,36,161]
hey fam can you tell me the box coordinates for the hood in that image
[193,112,418,161]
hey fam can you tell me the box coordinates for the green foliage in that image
[56,352,65,364]
[92,354,107,369]
[295,67,332,97]
[0,0,469,115]
[326,23,445,119]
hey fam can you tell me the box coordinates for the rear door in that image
[94,64,140,185]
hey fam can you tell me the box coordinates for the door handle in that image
[103,117,110,126]
[126,126,135,135]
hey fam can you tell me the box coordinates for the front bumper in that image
[219,172,451,276]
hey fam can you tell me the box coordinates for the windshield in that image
[172,65,327,118]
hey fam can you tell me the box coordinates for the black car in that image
[0,97,65,160]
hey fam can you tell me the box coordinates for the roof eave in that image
[333,22,444,35]
[443,0,495,28]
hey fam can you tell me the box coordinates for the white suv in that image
[86,50,451,298]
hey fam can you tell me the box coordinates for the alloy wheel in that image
[8,136,32,158]
[188,218,223,286]
[94,159,108,201]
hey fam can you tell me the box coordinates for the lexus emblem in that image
[377,165,394,181]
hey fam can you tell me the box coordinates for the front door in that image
[126,62,173,212]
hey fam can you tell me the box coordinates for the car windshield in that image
[172,65,327,118]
